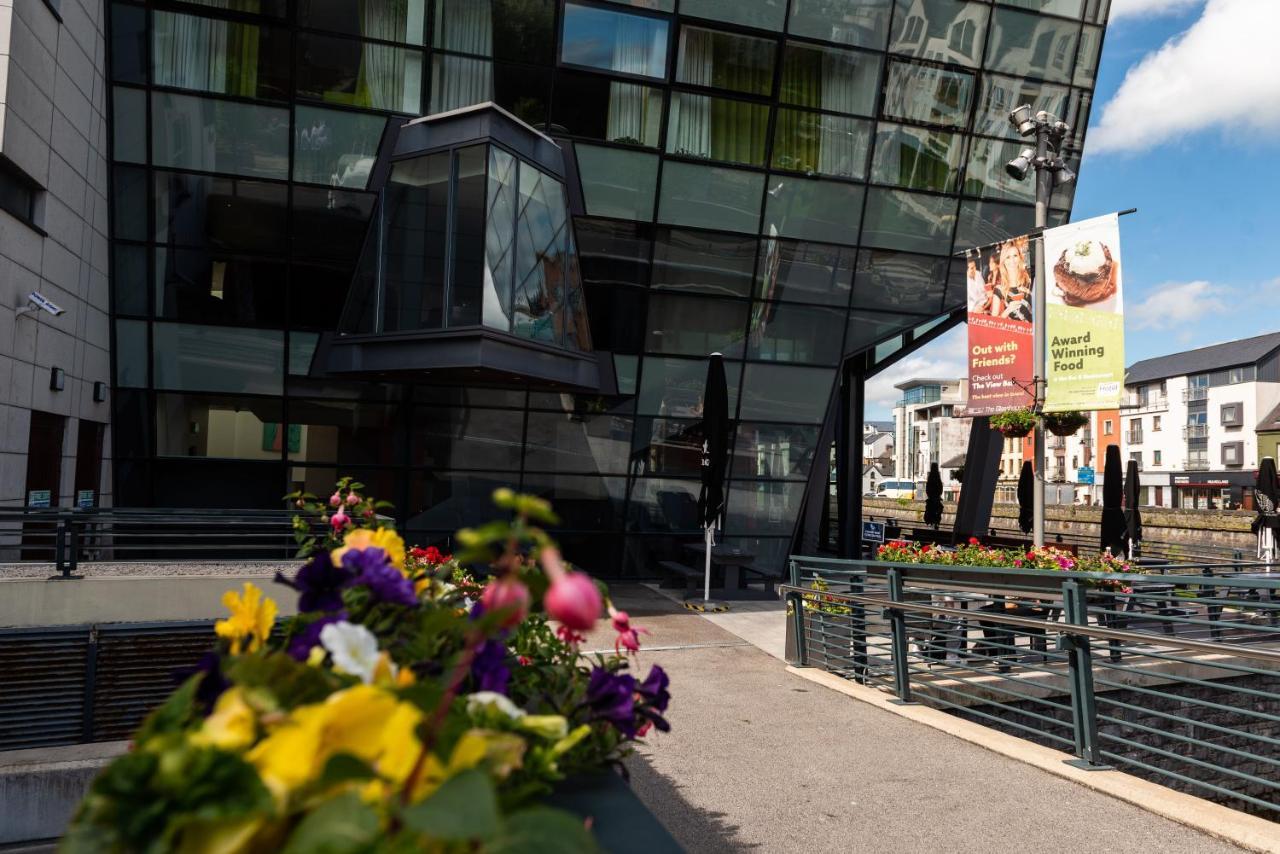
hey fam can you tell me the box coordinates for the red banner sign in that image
[962,235,1035,416]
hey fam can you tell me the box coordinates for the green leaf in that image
[135,674,200,740]
[282,793,379,854]
[315,753,379,789]
[226,651,338,709]
[488,807,601,854]
[400,769,500,841]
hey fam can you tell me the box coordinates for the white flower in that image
[466,691,524,720]
[320,621,381,684]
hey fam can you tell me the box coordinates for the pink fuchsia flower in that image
[610,608,649,656]
[480,578,531,628]
[346,492,360,506]
[518,655,532,666]
[329,492,342,507]
[330,509,350,530]
[545,571,602,632]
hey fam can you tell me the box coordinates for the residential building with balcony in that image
[1121,333,1280,509]
[892,378,966,495]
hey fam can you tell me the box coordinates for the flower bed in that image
[65,481,671,852]
[877,538,1140,591]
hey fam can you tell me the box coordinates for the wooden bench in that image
[739,564,781,595]
[658,560,701,591]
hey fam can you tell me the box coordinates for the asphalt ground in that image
[605,585,1243,854]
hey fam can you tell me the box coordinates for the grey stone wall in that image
[0,0,112,509]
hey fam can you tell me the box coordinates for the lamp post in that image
[1005,106,1076,548]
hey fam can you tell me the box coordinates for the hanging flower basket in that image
[1042,410,1090,436]
[990,408,1036,438]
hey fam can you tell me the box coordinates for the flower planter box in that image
[867,562,1069,593]
[544,771,684,853]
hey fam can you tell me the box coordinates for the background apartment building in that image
[892,379,967,496]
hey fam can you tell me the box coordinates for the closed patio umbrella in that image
[924,463,944,529]
[1100,445,1126,556]
[1123,459,1143,559]
[1017,461,1034,535]
[697,353,730,604]
[1252,457,1279,568]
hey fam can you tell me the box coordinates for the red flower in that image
[518,655,532,666]
[968,537,980,545]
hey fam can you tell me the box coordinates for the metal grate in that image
[0,628,90,750]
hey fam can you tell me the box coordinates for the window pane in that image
[512,164,575,344]
[483,147,517,331]
[297,0,428,45]
[154,248,288,326]
[410,407,525,470]
[881,60,973,128]
[381,152,450,331]
[296,33,423,113]
[182,0,287,16]
[289,398,403,465]
[633,418,714,477]
[155,393,283,459]
[779,42,880,116]
[561,2,669,79]
[747,302,845,364]
[846,309,913,354]
[289,333,320,375]
[772,109,871,180]
[965,137,1040,204]
[681,0,785,30]
[522,474,627,530]
[429,54,493,113]
[888,0,988,68]
[578,218,651,288]
[972,74,1071,142]
[111,3,147,83]
[586,285,647,353]
[628,477,703,531]
[763,175,864,245]
[953,199,1035,251]
[869,122,963,192]
[1003,0,1085,17]
[860,187,958,254]
[676,26,775,97]
[637,356,742,417]
[293,106,386,188]
[986,8,1079,84]
[113,87,147,164]
[652,228,756,297]
[575,144,659,220]
[524,410,633,474]
[755,239,855,306]
[152,322,284,395]
[732,423,819,479]
[450,145,487,327]
[645,293,748,357]
[434,0,555,64]
[115,319,148,387]
[658,161,764,234]
[551,71,662,147]
[153,11,290,100]
[292,187,377,261]
[154,171,288,253]
[113,244,149,316]
[726,480,805,535]
[152,92,289,179]
[113,165,148,242]
[667,92,769,167]
[290,259,355,330]
[852,249,948,314]
[738,364,833,423]
[1074,23,1102,87]
[788,0,891,50]
[494,62,552,128]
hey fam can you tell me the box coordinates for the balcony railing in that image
[1183,424,1210,439]
[1124,394,1168,412]
[1048,436,1067,449]
[1183,387,1209,402]
[1049,467,1068,482]
[1125,430,1143,444]
[1184,458,1211,471]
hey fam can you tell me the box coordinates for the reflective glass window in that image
[492,63,552,129]
[667,93,769,167]
[772,110,871,180]
[738,364,833,423]
[113,244,148,316]
[381,152,449,331]
[627,477,703,531]
[747,302,845,365]
[860,188,957,255]
[297,0,428,45]
[288,335,319,377]
[652,228,756,298]
[292,187,377,261]
[676,26,776,97]
[645,293,748,357]
[410,407,525,470]
[152,92,289,180]
[1003,0,1085,17]
[637,356,742,417]
[113,166,148,242]
[845,309,913,353]
[430,54,492,113]
[986,8,1079,85]
[787,0,892,51]
[293,106,386,188]
[154,393,284,460]
[1074,24,1102,87]
[524,410,633,474]
[296,33,423,113]
[964,137,1039,204]
[153,11,290,100]
[111,3,146,83]
[763,175,864,246]
[755,239,855,306]
[601,0,674,10]
[434,0,555,64]
[290,259,356,330]
[115,319,148,387]
[1084,0,1110,24]
[880,60,973,128]
[575,145,659,221]
[577,218,651,288]
[113,87,147,164]
[552,72,663,147]
[732,423,819,479]
[522,474,628,530]
[586,285,646,353]
[287,397,403,465]
[657,161,764,234]
[182,0,286,16]
[726,480,805,535]
[512,163,575,344]
[560,3,669,79]
[484,147,518,331]
[953,199,1035,250]
[632,418,716,478]
[152,322,284,395]
[406,471,518,532]
[869,122,963,192]
[450,145,487,328]
[972,73,1071,142]
[154,248,287,326]
[779,42,880,117]
[889,0,988,68]
[852,249,948,314]
[154,171,288,253]
[681,0,786,31]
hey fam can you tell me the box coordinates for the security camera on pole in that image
[1004,106,1075,548]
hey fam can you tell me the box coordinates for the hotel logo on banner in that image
[1043,213,1125,412]
[962,234,1035,416]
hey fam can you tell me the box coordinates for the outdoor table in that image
[681,543,757,597]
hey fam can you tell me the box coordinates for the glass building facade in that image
[105,0,1110,577]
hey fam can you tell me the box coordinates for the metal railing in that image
[1183,424,1210,439]
[1126,395,1169,413]
[1126,430,1143,445]
[1184,458,1211,471]
[785,556,1280,818]
[1184,387,1209,402]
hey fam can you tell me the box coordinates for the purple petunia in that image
[181,651,229,714]
[276,553,352,613]
[585,667,638,737]
[636,664,671,734]
[470,639,511,693]
[341,547,417,607]
[287,611,347,661]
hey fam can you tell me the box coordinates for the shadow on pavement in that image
[625,753,760,852]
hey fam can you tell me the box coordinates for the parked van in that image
[875,480,916,499]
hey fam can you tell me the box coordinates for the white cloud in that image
[865,327,968,418]
[1127,280,1229,329]
[1108,0,1203,19]
[1089,0,1280,154]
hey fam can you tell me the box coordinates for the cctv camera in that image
[1008,105,1036,137]
[1005,148,1035,181]
[24,292,65,317]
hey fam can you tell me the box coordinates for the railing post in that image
[885,567,913,703]
[785,560,806,667]
[54,513,68,576]
[1060,580,1108,769]
[50,510,83,580]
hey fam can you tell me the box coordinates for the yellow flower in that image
[191,688,255,751]
[552,724,592,758]
[215,583,277,655]
[175,816,264,854]
[518,715,569,740]
[332,527,406,573]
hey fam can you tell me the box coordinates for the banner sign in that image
[1043,213,1125,412]
[963,234,1035,416]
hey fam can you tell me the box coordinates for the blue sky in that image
[867,0,1280,418]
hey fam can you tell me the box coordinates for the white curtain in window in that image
[817,51,860,176]
[435,0,493,55]
[153,11,229,94]
[430,55,493,114]
[666,29,712,158]
[362,1,413,111]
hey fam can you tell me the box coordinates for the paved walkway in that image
[603,585,1243,854]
